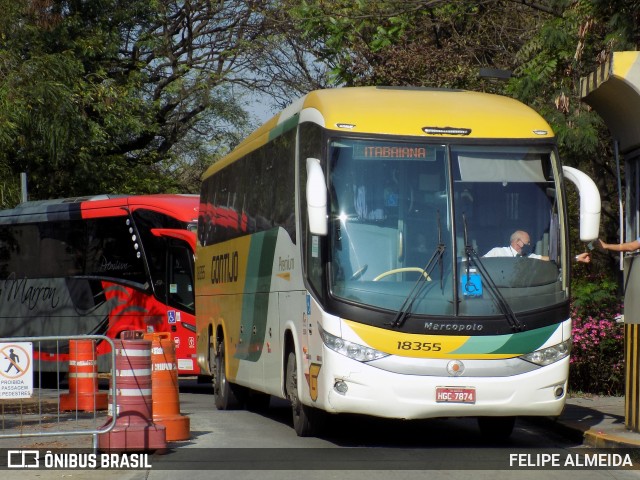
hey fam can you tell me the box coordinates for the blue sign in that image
[461,273,482,297]
[168,310,177,324]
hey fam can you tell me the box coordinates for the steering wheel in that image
[350,264,368,281]
[373,267,432,281]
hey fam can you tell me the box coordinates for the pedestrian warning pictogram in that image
[0,342,33,399]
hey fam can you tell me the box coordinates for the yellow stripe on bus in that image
[344,320,516,360]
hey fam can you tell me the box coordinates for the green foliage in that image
[0,0,252,201]
[285,0,552,91]
[289,0,424,85]
[0,163,21,209]
[571,274,620,320]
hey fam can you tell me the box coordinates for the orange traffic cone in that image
[144,332,190,441]
[60,339,108,412]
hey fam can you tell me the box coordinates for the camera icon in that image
[7,450,40,468]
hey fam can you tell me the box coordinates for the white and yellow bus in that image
[195,87,600,438]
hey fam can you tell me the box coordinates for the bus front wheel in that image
[285,351,320,437]
[211,339,243,410]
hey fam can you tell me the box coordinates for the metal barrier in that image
[0,335,117,451]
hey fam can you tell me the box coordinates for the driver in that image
[483,230,591,263]
[483,230,547,260]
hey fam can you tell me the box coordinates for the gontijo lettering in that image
[210,251,239,284]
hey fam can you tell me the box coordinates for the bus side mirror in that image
[562,166,601,241]
[306,157,328,236]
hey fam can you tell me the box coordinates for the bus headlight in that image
[520,339,571,366]
[319,327,389,362]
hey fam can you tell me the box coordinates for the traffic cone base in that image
[60,391,108,412]
[157,414,190,442]
[98,423,166,453]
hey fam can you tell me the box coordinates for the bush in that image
[569,275,625,395]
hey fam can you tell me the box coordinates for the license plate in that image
[435,387,476,404]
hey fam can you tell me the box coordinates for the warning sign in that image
[0,342,33,399]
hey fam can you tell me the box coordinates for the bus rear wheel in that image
[477,416,516,441]
[211,339,243,410]
[285,351,320,437]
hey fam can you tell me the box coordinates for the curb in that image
[583,428,640,448]
[523,415,640,449]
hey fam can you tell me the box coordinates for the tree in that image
[0,0,266,202]
[273,1,549,90]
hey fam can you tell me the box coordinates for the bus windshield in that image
[328,138,565,318]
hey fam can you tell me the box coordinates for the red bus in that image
[0,194,200,375]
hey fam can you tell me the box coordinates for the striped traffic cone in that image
[98,331,166,452]
[60,339,108,412]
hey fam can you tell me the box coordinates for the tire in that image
[477,416,516,442]
[285,351,320,437]
[211,339,243,410]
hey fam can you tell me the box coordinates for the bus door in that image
[265,292,303,397]
[279,291,318,401]
[153,229,198,374]
[167,242,198,373]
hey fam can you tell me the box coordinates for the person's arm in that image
[599,238,640,252]
[575,252,591,263]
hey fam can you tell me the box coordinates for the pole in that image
[20,173,27,203]
[614,140,623,270]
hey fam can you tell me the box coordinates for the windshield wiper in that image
[462,215,522,332]
[389,212,445,329]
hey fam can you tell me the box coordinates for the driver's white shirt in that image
[483,245,542,259]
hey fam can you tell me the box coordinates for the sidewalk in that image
[533,394,640,448]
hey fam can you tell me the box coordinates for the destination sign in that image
[353,143,436,161]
